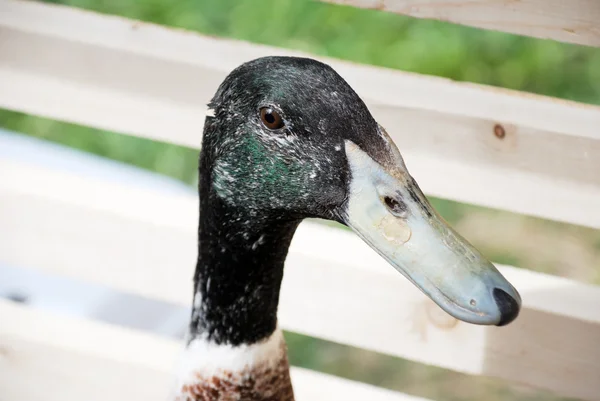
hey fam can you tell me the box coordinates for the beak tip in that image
[493,287,521,326]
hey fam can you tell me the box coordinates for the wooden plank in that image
[1,158,599,400]
[0,300,429,401]
[1,0,600,228]
[322,0,600,48]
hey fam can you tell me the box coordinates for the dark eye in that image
[259,107,285,130]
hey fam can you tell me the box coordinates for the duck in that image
[171,56,521,401]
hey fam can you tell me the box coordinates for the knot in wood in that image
[493,124,506,139]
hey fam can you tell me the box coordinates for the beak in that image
[342,135,521,326]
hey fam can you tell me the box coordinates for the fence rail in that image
[1,1,599,401]
[322,0,600,47]
[0,300,428,401]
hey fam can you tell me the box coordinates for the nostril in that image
[493,288,520,326]
[383,196,407,217]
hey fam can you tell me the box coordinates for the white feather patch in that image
[174,328,285,386]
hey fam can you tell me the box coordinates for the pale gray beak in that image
[342,131,521,326]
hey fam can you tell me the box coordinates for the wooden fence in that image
[0,1,599,400]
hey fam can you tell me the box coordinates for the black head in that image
[197,56,521,336]
[201,56,392,222]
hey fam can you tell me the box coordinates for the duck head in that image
[201,56,520,328]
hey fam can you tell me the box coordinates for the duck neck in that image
[189,195,300,345]
[175,186,299,400]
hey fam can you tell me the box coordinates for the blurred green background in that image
[2,1,600,400]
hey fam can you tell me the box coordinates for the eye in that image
[259,107,285,130]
